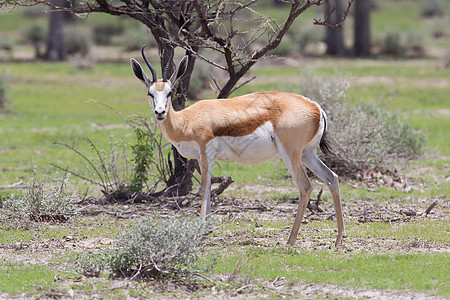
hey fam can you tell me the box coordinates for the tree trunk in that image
[325,0,347,56]
[45,0,72,61]
[353,0,371,56]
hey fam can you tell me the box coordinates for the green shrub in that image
[0,72,10,111]
[381,29,426,57]
[382,29,405,56]
[420,0,445,18]
[24,24,46,59]
[129,129,154,192]
[63,26,92,56]
[0,37,14,52]
[288,23,323,54]
[188,59,216,99]
[0,169,76,229]
[25,24,46,43]
[120,25,155,51]
[52,110,170,195]
[92,20,126,45]
[271,38,294,57]
[299,74,425,175]
[444,53,450,68]
[75,216,212,280]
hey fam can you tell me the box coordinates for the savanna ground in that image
[0,1,449,299]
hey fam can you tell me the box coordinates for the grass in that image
[0,262,57,295]
[214,249,449,295]
[0,214,134,244]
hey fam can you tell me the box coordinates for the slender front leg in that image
[199,146,215,220]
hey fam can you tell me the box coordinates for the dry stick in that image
[307,188,324,213]
[211,176,234,197]
[422,200,438,216]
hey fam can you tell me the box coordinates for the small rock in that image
[63,235,74,242]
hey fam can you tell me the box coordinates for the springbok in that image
[131,46,345,247]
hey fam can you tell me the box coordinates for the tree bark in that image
[353,0,371,56]
[325,0,347,56]
[45,0,72,61]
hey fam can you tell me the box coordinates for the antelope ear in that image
[170,56,188,86]
[131,58,151,88]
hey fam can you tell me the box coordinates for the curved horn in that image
[162,45,175,82]
[141,45,157,83]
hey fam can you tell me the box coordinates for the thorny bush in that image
[75,216,212,280]
[299,74,425,176]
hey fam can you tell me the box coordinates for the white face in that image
[148,82,172,121]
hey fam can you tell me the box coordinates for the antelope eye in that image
[167,91,172,97]
[147,91,153,98]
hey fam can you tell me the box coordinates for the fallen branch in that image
[307,188,324,213]
[422,200,438,216]
[211,176,234,197]
[0,181,26,189]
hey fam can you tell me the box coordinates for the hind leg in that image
[276,141,313,246]
[302,147,345,247]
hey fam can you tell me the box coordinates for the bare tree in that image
[1,0,353,196]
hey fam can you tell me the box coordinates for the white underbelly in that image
[173,122,278,164]
[212,122,278,164]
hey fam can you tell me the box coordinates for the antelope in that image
[130,46,345,247]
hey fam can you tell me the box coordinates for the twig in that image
[211,176,234,197]
[0,181,26,189]
[229,76,256,96]
[235,284,257,294]
[422,200,438,216]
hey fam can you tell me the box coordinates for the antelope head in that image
[131,45,188,121]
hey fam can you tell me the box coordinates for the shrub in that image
[0,37,14,52]
[75,216,211,280]
[188,58,216,99]
[52,106,170,195]
[25,24,46,44]
[24,24,47,59]
[271,38,294,57]
[288,23,323,54]
[420,0,445,18]
[129,129,154,192]
[92,20,126,45]
[299,74,425,175]
[0,169,76,229]
[63,26,92,57]
[444,53,450,69]
[53,136,132,195]
[382,29,405,56]
[381,29,426,57]
[0,72,10,111]
[120,25,155,51]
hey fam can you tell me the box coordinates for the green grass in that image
[0,262,57,295]
[214,248,449,296]
[0,215,133,244]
